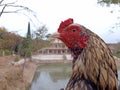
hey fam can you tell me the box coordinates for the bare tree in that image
[0,0,40,25]
[34,25,48,40]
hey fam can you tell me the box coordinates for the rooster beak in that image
[51,32,60,39]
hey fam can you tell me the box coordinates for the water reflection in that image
[30,63,72,90]
[30,63,120,90]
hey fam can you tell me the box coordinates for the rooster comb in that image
[58,18,74,32]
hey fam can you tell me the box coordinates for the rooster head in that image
[52,18,89,49]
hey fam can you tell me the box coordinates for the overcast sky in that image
[0,0,120,43]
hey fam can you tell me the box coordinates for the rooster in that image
[52,18,118,90]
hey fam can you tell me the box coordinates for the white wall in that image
[32,54,73,60]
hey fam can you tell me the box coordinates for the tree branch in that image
[0,4,7,17]
[0,0,4,4]
[0,0,41,29]
[0,4,37,15]
[6,4,36,13]
[0,0,18,5]
[1,8,27,13]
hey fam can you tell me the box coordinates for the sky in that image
[0,0,120,43]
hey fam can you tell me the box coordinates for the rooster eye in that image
[72,29,76,32]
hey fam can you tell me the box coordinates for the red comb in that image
[58,18,74,33]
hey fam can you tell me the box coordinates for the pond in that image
[29,63,120,90]
[29,63,72,90]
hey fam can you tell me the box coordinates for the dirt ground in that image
[0,55,37,90]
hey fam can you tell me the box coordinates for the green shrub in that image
[0,50,11,56]
[114,51,120,58]
[4,49,11,55]
[0,50,3,56]
[14,55,20,62]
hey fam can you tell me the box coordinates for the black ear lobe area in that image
[80,32,86,36]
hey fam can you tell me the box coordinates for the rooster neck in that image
[69,48,83,64]
[69,48,83,57]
